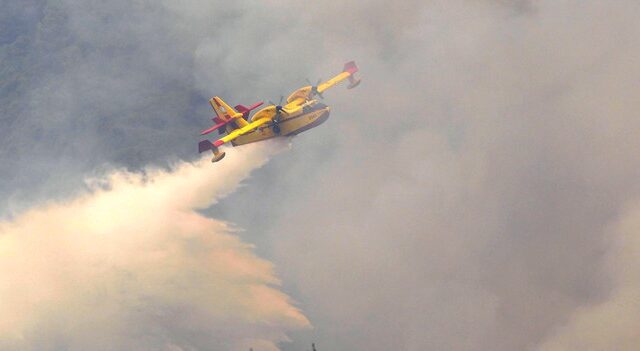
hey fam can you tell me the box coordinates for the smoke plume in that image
[0,142,308,351]
[3,0,640,350]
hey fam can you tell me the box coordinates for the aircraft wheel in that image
[273,124,281,134]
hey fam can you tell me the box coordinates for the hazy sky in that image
[1,0,640,350]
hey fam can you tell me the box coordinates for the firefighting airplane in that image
[198,61,360,162]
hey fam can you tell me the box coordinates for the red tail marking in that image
[235,101,264,119]
[343,61,361,89]
[343,61,358,75]
[235,105,249,114]
[200,121,227,135]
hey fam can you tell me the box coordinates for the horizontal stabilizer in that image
[200,121,227,135]
[235,101,264,119]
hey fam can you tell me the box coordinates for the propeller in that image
[306,78,324,99]
[268,95,286,118]
[268,95,285,134]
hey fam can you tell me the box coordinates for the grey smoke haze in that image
[1,0,640,350]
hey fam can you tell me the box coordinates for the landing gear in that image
[268,98,285,134]
[211,148,226,163]
[272,123,281,134]
[198,140,226,163]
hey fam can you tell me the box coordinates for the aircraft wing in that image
[285,61,360,105]
[317,61,360,94]
[212,117,271,147]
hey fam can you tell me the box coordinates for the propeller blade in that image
[306,78,324,99]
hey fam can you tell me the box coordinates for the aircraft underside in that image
[231,104,330,146]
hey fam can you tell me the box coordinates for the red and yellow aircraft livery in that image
[198,61,360,162]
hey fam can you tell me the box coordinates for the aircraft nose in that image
[319,108,330,123]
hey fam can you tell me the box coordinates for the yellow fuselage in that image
[230,101,330,146]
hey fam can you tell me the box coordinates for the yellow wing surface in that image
[285,61,360,107]
[212,118,271,147]
[318,61,360,93]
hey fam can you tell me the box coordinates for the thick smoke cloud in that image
[0,143,309,351]
[2,0,640,350]
[538,201,640,350]
[256,1,640,350]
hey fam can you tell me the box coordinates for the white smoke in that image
[537,200,640,351]
[5,0,640,350]
[0,142,309,351]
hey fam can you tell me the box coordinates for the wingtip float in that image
[198,61,361,163]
